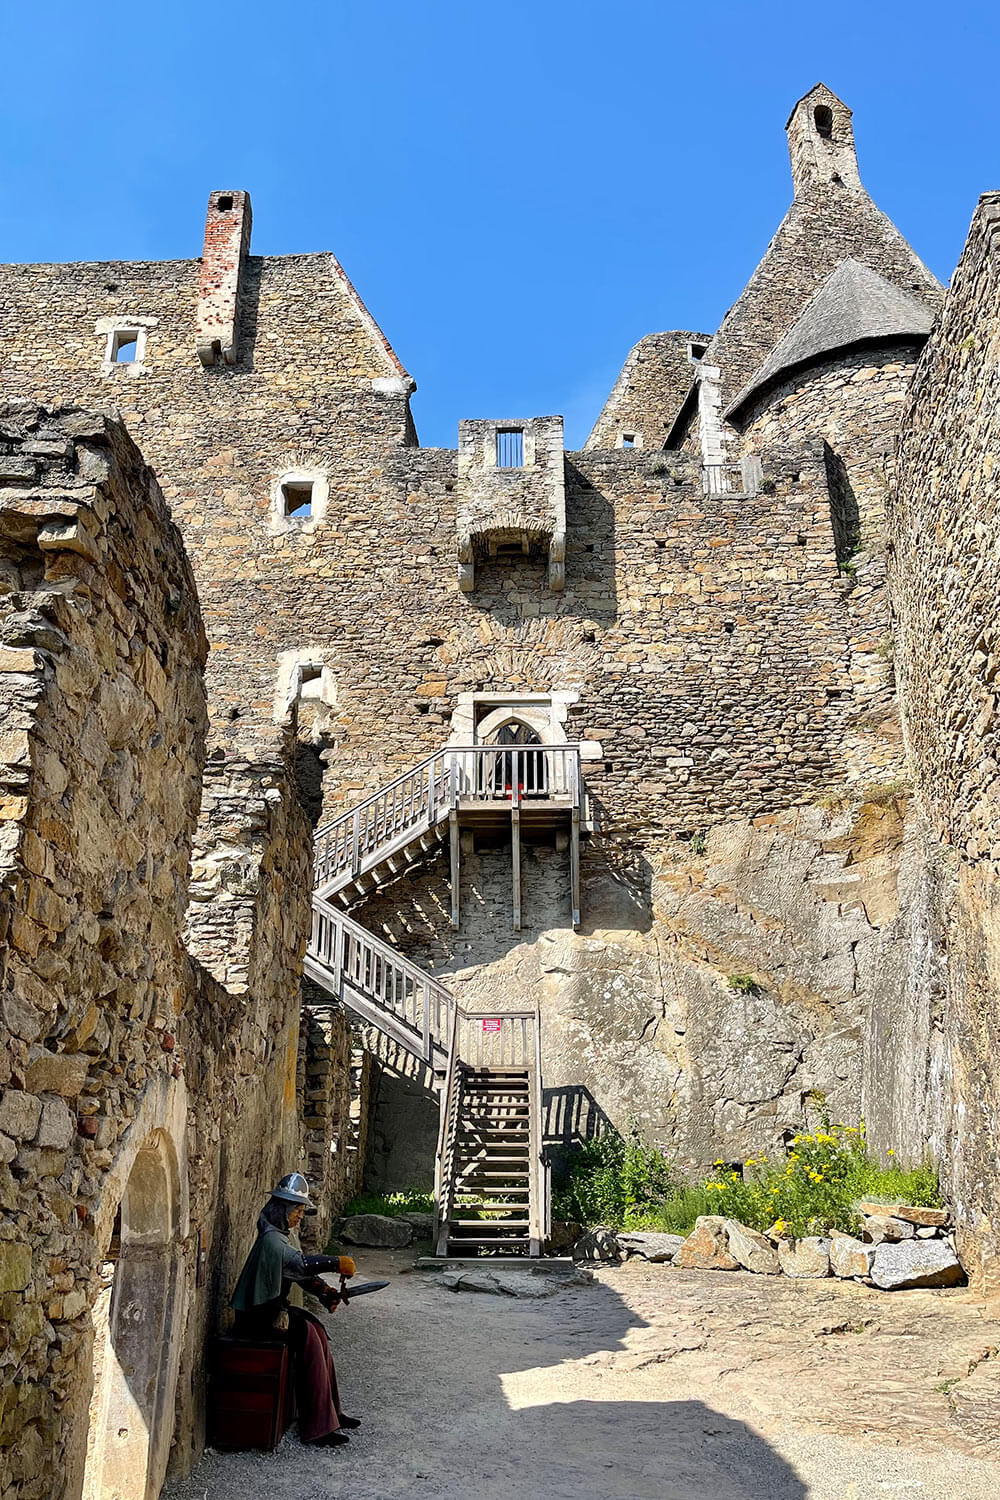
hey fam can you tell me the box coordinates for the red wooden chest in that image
[208,1336,295,1451]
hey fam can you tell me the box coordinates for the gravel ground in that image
[165,1248,1000,1500]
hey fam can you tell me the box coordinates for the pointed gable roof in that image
[726,259,935,419]
[784,81,850,129]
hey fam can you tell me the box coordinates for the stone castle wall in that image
[0,235,909,1212]
[0,407,318,1497]
[888,192,1000,1291]
[586,332,711,451]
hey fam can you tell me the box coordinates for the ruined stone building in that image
[1,80,999,1497]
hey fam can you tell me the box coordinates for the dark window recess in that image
[112,332,138,363]
[217,195,234,211]
[282,481,313,519]
[823,444,860,570]
[603,761,614,773]
[814,105,833,139]
[496,429,524,468]
[622,434,635,449]
[723,621,735,636]
[689,342,708,361]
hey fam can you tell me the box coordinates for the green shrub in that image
[727,974,759,994]
[556,1121,941,1241]
[552,1128,675,1225]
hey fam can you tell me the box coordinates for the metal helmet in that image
[270,1172,310,1206]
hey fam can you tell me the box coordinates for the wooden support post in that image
[570,808,581,931]
[512,806,521,932]
[449,809,461,930]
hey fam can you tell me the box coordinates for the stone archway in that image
[83,1130,184,1500]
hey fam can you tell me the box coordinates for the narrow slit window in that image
[814,105,833,139]
[281,481,314,519]
[112,331,139,364]
[496,429,524,468]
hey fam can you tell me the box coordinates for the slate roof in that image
[726,258,935,421]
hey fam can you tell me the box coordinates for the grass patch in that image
[553,1122,941,1240]
[341,1188,435,1219]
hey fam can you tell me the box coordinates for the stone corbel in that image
[548,529,566,592]
[458,529,475,593]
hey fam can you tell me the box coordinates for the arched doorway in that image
[83,1132,183,1500]
[489,721,547,798]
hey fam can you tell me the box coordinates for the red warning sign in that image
[482,1018,502,1034]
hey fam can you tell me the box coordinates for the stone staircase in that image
[305,743,570,1255]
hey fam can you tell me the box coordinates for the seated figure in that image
[230,1172,361,1447]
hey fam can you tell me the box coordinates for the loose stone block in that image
[676,1217,740,1271]
[778,1236,831,1278]
[724,1220,781,1275]
[870,1240,964,1291]
[617,1231,686,1264]
[830,1234,875,1279]
[339,1213,413,1249]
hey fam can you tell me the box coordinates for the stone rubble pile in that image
[572,1202,964,1291]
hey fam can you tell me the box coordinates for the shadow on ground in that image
[164,1253,807,1500]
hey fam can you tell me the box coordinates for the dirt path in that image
[166,1249,1000,1500]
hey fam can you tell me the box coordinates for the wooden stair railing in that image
[313,744,583,901]
[313,750,453,898]
[304,898,456,1069]
[306,743,565,1256]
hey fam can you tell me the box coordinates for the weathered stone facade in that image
[5,78,1000,1498]
[886,191,1000,1292]
[0,407,318,1497]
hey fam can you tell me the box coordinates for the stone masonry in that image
[0,407,317,1497]
[4,80,1000,1499]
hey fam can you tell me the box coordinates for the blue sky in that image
[2,1,998,447]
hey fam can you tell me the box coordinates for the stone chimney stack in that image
[196,190,252,366]
[786,85,862,197]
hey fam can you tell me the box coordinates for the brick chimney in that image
[196,190,252,367]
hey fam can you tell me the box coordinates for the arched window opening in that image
[814,105,834,139]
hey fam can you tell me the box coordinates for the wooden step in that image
[447,1237,530,1249]
[456,1201,529,1211]
[450,1218,530,1228]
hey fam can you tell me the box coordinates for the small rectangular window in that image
[622,434,635,449]
[112,331,139,363]
[281,481,313,519]
[496,429,524,468]
[689,342,707,363]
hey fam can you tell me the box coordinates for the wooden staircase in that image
[305,744,564,1256]
[433,1010,547,1257]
